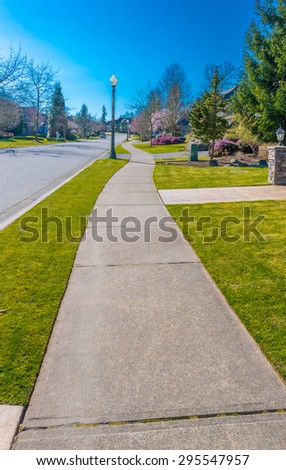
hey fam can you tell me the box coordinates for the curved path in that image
[14,143,286,449]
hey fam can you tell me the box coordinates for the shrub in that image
[214,139,239,157]
[159,135,172,144]
[14,136,42,141]
[66,133,77,141]
[152,135,184,145]
[237,140,256,154]
[47,137,66,142]
[170,136,184,144]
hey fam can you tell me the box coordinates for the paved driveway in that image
[0,136,125,229]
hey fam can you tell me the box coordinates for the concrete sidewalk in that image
[159,185,286,205]
[14,143,286,449]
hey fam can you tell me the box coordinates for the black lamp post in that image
[276,126,285,146]
[126,119,129,141]
[110,73,118,159]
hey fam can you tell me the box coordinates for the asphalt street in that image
[0,135,125,229]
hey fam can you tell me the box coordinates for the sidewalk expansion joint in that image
[74,261,201,268]
[122,161,154,166]
[21,408,286,433]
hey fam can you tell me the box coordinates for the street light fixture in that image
[276,125,285,146]
[110,73,118,159]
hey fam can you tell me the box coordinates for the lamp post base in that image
[109,152,117,159]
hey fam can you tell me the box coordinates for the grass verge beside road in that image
[133,143,187,154]
[0,137,67,148]
[115,143,131,154]
[154,165,268,189]
[0,158,127,406]
[168,200,286,381]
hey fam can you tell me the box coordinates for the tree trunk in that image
[210,139,215,160]
[34,112,39,141]
[35,92,40,141]
[150,122,153,147]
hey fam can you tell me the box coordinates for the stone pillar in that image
[268,146,286,185]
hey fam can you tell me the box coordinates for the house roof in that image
[221,85,238,99]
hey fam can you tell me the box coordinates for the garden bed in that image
[156,153,265,167]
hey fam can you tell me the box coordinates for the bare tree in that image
[0,45,25,92]
[17,60,57,140]
[129,82,161,145]
[158,63,192,108]
[202,62,239,93]
[160,84,186,135]
[157,63,192,135]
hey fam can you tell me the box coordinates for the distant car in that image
[100,133,106,138]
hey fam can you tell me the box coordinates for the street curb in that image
[0,405,24,450]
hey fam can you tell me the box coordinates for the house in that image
[222,85,238,101]
[21,107,48,136]
[177,113,191,136]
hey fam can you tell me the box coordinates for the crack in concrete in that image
[21,408,286,433]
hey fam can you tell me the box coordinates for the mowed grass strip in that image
[114,143,131,154]
[154,165,269,189]
[0,158,127,405]
[168,200,286,381]
[0,137,67,148]
[133,142,187,154]
[155,156,210,162]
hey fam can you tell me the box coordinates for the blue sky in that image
[0,0,256,118]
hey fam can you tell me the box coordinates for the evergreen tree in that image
[76,104,93,137]
[233,0,286,141]
[101,105,107,124]
[188,69,229,160]
[48,82,67,138]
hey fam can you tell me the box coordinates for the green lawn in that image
[155,156,210,163]
[0,158,127,406]
[155,157,189,162]
[133,142,187,154]
[154,165,269,189]
[0,137,68,148]
[115,143,131,154]
[168,200,286,381]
